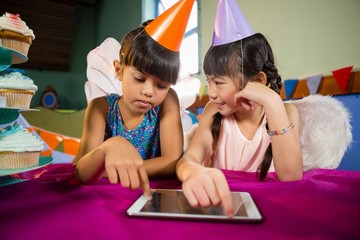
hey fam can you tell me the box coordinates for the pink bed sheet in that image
[0,164,359,240]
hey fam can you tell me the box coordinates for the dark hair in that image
[119,21,180,85]
[205,33,282,180]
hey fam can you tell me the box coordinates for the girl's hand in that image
[102,137,152,200]
[234,82,278,110]
[181,164,234,218]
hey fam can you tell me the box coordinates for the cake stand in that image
[0,46,53,187]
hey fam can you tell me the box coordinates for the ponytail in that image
[209,112,223,166]
[256,123,272,180]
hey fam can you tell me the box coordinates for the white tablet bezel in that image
[126,189,262,222]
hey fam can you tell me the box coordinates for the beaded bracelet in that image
[267,123,294,136]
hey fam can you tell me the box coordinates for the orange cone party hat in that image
[145,0,194,52]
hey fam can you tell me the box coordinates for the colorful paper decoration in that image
[212,0,255,46]
[41,149,52,157]
[306,74,322,95]
[36,128,80,163]
[284,79,299,99]
[16,114,80,164]
[63,138,80,156]
[332,66,353,94]
[39,129,62,150]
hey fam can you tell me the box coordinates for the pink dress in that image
[213,114,275,172]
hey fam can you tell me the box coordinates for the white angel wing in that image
[172,70,201,133]
[84,81,108,102]
[85,37,122,102]
[290,95,352,170]
[172,71,201,110]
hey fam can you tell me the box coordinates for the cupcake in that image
[0,12,35,59]
[0,123,44,169]
[0,96,6,108]
[0,71,38,109]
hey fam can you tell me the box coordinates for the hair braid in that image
[262,61,282,94]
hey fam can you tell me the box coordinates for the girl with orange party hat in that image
[176,0,303,217]
[74,0,194,198]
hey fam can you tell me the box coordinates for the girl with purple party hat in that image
[176,0,303,217]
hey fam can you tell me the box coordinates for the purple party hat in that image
[212,0,255,46]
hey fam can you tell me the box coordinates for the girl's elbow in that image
[277,155,303,181]
[278,171,303,181]
[74,162,103,185]
[75,170,98,185]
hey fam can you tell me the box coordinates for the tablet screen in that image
[127,189,262,222]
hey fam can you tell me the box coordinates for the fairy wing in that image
[290,95,352,170]
[85,37,122,102]
[172,71,201,111]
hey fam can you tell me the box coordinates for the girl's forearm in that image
[263,94,290,130]
[143,155,179,178]
[263,98,303,180]
[176,157,188,182]
[176,155,201,182]
[75,148,106,184]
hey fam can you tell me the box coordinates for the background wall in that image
[22,0,360,110]
[199,0,360,82]
[25,0,142,110]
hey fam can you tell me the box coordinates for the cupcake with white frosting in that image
[0,123,44,169]
[0,96,6,108]
[0,71,38,109]
[0,12,35,58]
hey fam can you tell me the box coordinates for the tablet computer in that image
[126,189,262,222]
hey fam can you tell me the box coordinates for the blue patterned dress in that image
[105,94,161,160]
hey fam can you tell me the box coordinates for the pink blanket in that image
[1,164,360,240]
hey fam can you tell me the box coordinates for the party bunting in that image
[332,66,353,94]
[306,74,322,95]
[17,114,80,164]
[284,79,299,99]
